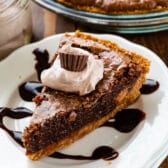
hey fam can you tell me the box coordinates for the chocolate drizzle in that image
[19,81,43,102]
[0,106,146,161]
[33,48,50,81]
[140,79,159,94]
[50,146,118,161]
[0,108,118,161]
[0,107,32,146]
[0,107,145,161]
[102,109,145,132]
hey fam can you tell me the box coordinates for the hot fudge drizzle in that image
[33,48,50,81]
[0,107,32,146]
[50,146,118,161]
[0,107,145,161]
[19,81,43,102]
[140,79,159,94]
[102,109,145,132]
[0,107,118,161]
[19,48,51,102]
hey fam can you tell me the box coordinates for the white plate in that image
[0,33,168,168]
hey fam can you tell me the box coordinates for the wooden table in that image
[31,2,168,167]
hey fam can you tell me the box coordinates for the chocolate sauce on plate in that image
[0,107,32,146]
[19,81,43,102]
[0,107,118,161]
[0,106,145,161]
[102,109,145,133]
[18,48,50,102]
[50,146,118,161]
[33,48,50,81]
[140,79,159,94]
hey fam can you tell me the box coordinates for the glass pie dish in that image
[33,0,168,34]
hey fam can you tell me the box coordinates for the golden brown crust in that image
[27,72,145,160]
[56,0,168,14]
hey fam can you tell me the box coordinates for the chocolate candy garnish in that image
[59,45,89,72]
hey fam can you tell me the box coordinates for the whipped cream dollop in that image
[41,46,104,95]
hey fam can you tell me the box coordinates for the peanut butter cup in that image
[59,45,88,72]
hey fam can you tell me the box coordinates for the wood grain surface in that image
[31,2,168,167]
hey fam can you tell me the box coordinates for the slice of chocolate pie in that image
[22,31,150,160]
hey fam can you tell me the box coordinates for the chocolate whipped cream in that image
[41,45,104,95]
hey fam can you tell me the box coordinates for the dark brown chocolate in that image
[140,79,159,94]
[33,48,50,81]
[102,109,145,132]
[0,107,32,146]
[50,146,118,161]
[19,81,43,102]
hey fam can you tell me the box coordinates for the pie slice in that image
[55,0,168,14]
[22,31,150,160]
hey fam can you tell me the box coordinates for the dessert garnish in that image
[41,44,104,95]
[59,44,89,72]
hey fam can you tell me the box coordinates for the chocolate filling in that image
[56,0,168,12]
[23,66,141,153]
[23,35,144,154]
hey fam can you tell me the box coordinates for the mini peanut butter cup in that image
[59,45,89,72]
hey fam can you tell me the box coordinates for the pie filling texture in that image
[22,31,150,160]
[55,0,168,14]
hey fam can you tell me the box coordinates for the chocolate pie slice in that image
[55,0,168,14]
[22,31,150,160]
